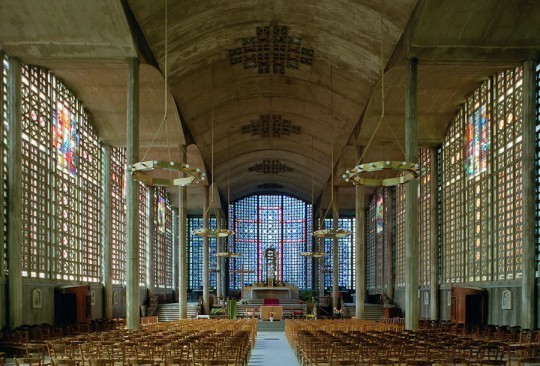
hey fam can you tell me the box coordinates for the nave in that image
[1,319,540,366]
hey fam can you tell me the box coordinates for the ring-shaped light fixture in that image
[129,160,205,187]
[215,251,241,258]
[300,251,326,258]
[193,228,235,238]
[342,160,420,187]
[313,228,351,238]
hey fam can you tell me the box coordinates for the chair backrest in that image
[88,359,114,366]
[15,358,42,366]
[51,358,80,366]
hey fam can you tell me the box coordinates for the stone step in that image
[155,303,198,322]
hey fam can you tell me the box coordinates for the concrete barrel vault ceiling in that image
[1,0,539,214]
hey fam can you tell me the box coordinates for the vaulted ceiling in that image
[0,0,539,214]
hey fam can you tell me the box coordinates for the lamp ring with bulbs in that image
[342,160,420,187]
[128,160,206,187]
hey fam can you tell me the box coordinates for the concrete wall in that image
[394,283,539,327]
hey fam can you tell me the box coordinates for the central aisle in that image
[248,331,299,366]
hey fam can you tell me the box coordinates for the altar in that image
[243,286,296,300]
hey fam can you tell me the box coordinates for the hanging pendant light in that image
[301,136,326,258]
[193,67,235,239]
[129,0,204,186]
[342,0,419,187]
[312,66,351,239]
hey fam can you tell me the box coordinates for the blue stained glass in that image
[229,194,312,290]
[466,104,490,177]
[323,218,356,290]
[188,217,217,291]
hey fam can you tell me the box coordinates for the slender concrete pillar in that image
[6,56,23,329]
[385,188,394,300]
[405,58,419,331]
[521,59,536,329]
[429,148,439,320]
[332,186,340,311]
[202,185,210,315]
[126,57,140,330]
[178,145,188,319]
[146,187,155,291]
[102,146,113,320]
[216,211,223,299]
[355,152,366,319]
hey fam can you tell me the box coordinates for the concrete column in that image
[146,187,155,291]
[102,146,113,320]
[178,145,188,319]
[125,57,140,330]
[521,59,536,329]
[216,211,223,299]
[332,186,339,311]
[405,58,419,331]
[429,148,439,320]
[172,209,179,299]
[7,56,23,329]
[355,164,366,319]
[385,188,394,300]
[202,185,210,315]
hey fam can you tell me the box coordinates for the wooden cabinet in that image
[55,285,91,324]
[450,286,487,326]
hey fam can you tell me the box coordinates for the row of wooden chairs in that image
[287,320,540,366]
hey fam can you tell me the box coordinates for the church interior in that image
[0,0,539,365]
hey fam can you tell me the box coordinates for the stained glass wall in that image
[535,63,540,277]
[228,195,312,290]
[153,188,174,288]
[1,55,7,276]
[110,147,126,285]
[187,217,217,291]
[441,66,525,283]
[419,149,434,287]
[322,217,356,290]
[20,64,102,281]
[394,184,405,288]
[365,188,391,294]
[138,185,148,286]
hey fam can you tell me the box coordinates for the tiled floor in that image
[248,331,299,366]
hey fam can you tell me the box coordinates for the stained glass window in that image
[493,68,523,280]
[419,149,434,287]
[322,217,356,290]
[111,147,126,285]
[536,63,540,278]
[20,64,102,281]
[366,197,376,290]
[442,111,465,284]
[1,55,7,275]
[228,195,312,290]
[442,66,525,283]
[365,188,390,294]
[153,188,174,288]
[394,184,405,288]
[187,216,217,291]
[138,185,148,286]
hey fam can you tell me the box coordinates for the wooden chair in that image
[15,358,43,366]
[51,358,82,366]
[88,359,115,366]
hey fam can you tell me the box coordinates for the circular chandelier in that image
[129,161,205,187]
[300,251,325,258]
[342,0,419,188]
[342,160,420,187]
[130,2,203,188]
[215,251,241,258]
[193,228,235,238]
[313,228,352,238]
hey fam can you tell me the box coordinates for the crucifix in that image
[232,265,255,299]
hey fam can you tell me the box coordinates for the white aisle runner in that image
[248,331,300,366]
